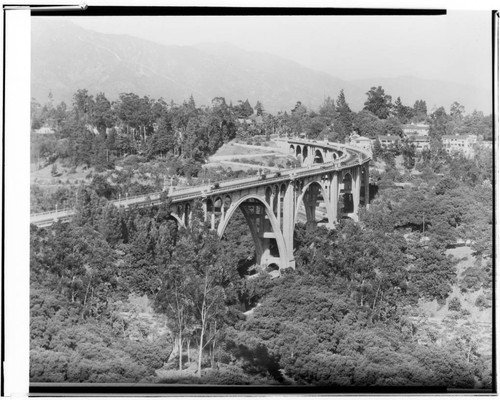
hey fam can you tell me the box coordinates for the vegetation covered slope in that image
[30,88,493,389]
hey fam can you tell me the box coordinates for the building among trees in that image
[402,123,429,137]
[442,134,477,158]
[378,135,400,148]
[408,136,431,152]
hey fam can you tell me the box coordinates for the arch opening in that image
[272,185,279,216]
[340,173,354,214]
[340,193,354,214]
[214,197,223,212]
[296,145,302,158]
[314,149,324,164]
[223,195,231,210]
[279,183,287,229]
[266,263,280,274]
[219,195,288,274]
[360,168,367,206]
[341,173,352,192]
[206,198,214,212]
[295,181,329,225]
[220,207,258,278]
[184,203,191,226]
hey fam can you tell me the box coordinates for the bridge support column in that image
[353,167,361,221]
[282,181,296,269]
[364,164,370,210]
[202,199,208,222]
[240,203,266,266]
[329,173,339,225]
[303,186,318,224]
[277,189,282,228]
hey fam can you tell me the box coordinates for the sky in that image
[67,9,493,91]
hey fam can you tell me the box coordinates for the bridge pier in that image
[363,164,370,209]
[353,167,361,218]
[282,180,296,269]
[329,172,339,225]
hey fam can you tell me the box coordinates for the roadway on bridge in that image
[30,140,367,227]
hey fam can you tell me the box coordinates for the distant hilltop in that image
[32,19,492,114]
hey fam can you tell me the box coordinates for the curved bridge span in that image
[31,140,371,270]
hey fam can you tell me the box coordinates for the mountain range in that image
[31,19,492,114]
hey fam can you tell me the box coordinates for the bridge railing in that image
[31,207,75,218]
[288,138,371,162]
[30,140,370,221]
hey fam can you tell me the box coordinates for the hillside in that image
[31,19,359,113]
[31,19,491,114]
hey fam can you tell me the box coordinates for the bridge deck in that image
[30,141,370,227]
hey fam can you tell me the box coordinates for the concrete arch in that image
[206,197,214,212]
[302,145,308,160]
[168,212,185,229]
[296,145,302,157]
[294,180,332,224]
[313,149,324,164]
[342,169,353,180]
[184,203,191,226]
[289,144,295,154]
[265,186,273,205]
[214,196,223,212]
[342,171,353,188]
[217,194,288,269]
[267,263,280,272]
[223,194,231,210]
[272,184,279,215]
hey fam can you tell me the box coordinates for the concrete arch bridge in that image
[31,139,371,270]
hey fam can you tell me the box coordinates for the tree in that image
[254,101,264,117]
[319,96,337,120]
[73,89,94,122]
[335,90,354,141]
[288,101,308,135]
[372,138,382,161]
[91,93,114,135]
[401,140,416,171]
[353,110,384,138]
[363,86,392,119]
[234,99,253,119]
[156,201,235,375]
[413,100,427,122]
[462,110,492,140]
[428,107,451,143]
[447,102,467,135]
[394,97,414,124]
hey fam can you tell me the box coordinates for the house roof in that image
[402,124,429,130]
[378,135,400,141]
[442,135,471,140]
